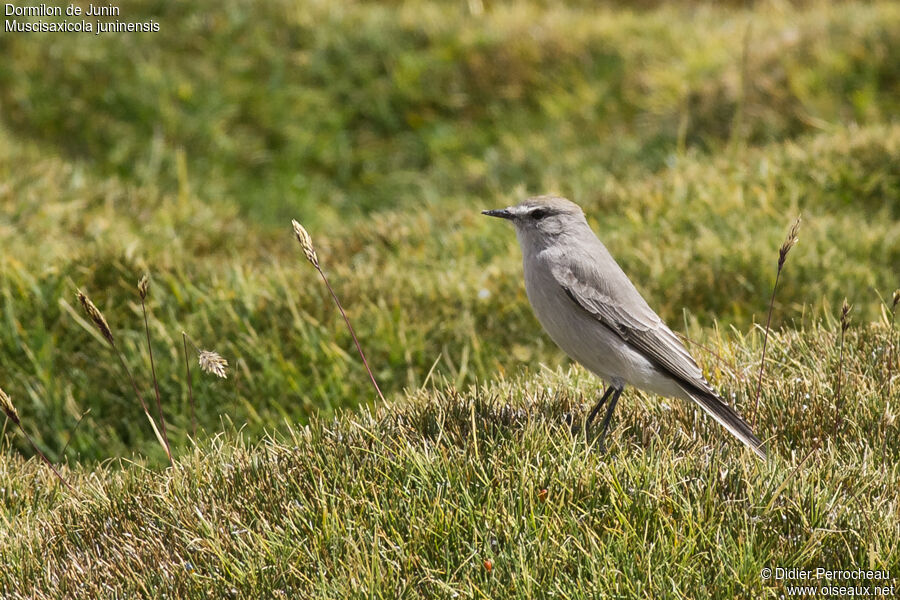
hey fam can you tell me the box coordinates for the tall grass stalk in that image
[138,274,171,457]
[181,333,229,438]
[1,386,74,492]
[835,299,852,432]
[753,216,800,428]
[78,291,174,467]
[292,219,386,404]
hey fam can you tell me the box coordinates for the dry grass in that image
[753,215,801,426]
[74,288,234,466]
[0,386,73,493]
[197,350,229,379]
[0,321,897,597]
[835,298,853,430]
[77,290,173,466]
[293,218,386,404]
[138,274,172,461]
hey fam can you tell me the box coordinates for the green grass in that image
[2,324,898,597]
[1,119,896,465]
[0,0,899,596]
[2,1,899,223]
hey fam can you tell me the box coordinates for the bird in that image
[483,195,767,459]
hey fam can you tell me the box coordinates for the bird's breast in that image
[521,250,662,390]
[523,253,614,366]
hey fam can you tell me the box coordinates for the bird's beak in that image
[482,208,513,220]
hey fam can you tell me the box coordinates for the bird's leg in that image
[576,385,615,434]
[595,386,624,452]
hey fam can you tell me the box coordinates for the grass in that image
[0,0,899,596]
[1,323,898,597]
[753,215,801,426]
[2,1,899,223]
[1,118,896,465]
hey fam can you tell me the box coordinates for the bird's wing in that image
[549,261,713,395]
[548,254,766,460]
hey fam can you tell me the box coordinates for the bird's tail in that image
[680,386,767,460]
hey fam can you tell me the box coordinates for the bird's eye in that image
[530,209,548,220]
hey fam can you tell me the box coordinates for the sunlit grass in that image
[0,0,898,596]
[1,322,897,597]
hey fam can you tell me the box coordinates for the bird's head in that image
[482,195,585,246]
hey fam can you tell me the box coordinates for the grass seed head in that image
[0,386,19,425]
[138,274,150,300]
[78,290,114,345]
[892,289,900,309]
[778,215,801,270]
[198,350,228,379]
[291,219,319,268]
[841,298,852,332]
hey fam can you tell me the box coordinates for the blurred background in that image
[0,0,897,464]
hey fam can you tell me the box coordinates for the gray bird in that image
[483,195,766,459]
